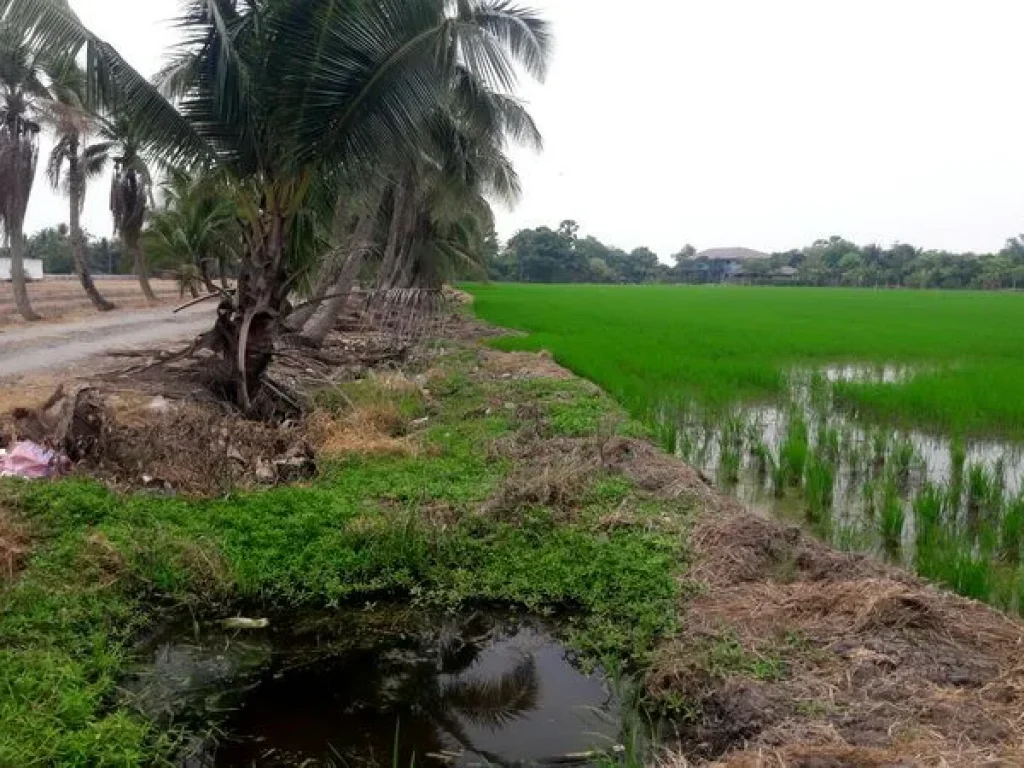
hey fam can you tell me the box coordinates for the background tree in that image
[7,0,552,409]
[142,169,239,292]
[0,21,44,319]
[43,59,115,310]
[106,116,154,301]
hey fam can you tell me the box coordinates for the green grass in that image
[0,350,684,765]
[468,284,1024,438]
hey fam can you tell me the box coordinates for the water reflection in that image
[124,610,620,767]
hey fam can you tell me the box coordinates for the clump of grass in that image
[804,454,834,524]
[889,437,916,488]
[913,482,944,548]
[1000,493,1024,565]
[718,447,741,485]
[780,412,809,486]
[950,436,967,481]
[879,479,905,551]
[750,441,773,480]
[966,463,1000,523]
[871,429,889,472]
[717,416,744,484]
[916,539,994,602]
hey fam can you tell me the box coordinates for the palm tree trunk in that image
[198,257,218,294]
[376,181,410,290]
[69,166,115,312]
[287,192,355,330]
[301,209,378,346]
[127,231,157,302]
[9,228,41,321]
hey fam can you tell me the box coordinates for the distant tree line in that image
[489,223,1024,290]
[2,226,123,276]
[488,221,674,284]
[733,236,1024,290]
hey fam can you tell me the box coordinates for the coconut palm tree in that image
[4,0,550,410]
[301,69,542,345]
[105,115,155,301]
[42,60,116,310]
[0,21,44,320]
[143,169,240,294]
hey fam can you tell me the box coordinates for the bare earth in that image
[0,279,183,326]
[0,301,215,410]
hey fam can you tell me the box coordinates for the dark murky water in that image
[124,609,621,767]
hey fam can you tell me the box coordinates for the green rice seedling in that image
[861,477,878,516]
[889,437,916,489]
[950,436,967,482]
[915,525,995,603]
[816,424,841,463]
[654,417,680,456]
[1000,494,1024,565]
[750,441,773,479]
[945,475,964,519]
[808,370,828,405]
[880,479,905,551]
[781,413,809,486]
[993,458,1007,505]
[804,453,834,524]
[967,464,994,520]
[719,443,741,486]
[871,429,889,473]
[771,458,787,498]
[913,482,944,549]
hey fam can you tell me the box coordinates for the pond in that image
[671,364,1024,609]
[123,608,623,767]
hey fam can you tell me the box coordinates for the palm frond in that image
[440,656,539,730]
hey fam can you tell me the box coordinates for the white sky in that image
[25,0,1024,261]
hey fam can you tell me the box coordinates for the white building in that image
[0,258,44,282]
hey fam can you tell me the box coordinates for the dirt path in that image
[0,302,215,380]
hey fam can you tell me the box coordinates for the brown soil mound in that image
[480,348,574,380]
[651,506,1024,766]
[485,435,729,522]
[1,387,313,495]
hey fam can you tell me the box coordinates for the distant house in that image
[0,258,44,282]
[698,247,770,281]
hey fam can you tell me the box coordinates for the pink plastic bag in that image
[0,441,58,479]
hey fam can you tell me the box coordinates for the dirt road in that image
[0,302,215,380]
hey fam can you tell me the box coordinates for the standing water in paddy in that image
[672,363,1024,609]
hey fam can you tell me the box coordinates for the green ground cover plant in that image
[0,349,684,765]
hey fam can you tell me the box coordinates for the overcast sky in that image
[24,0,1024,261]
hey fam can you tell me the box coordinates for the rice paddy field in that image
[469,283,1024,610]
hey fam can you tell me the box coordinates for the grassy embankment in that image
[0,347,687,765]
[469,283,1024,438]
